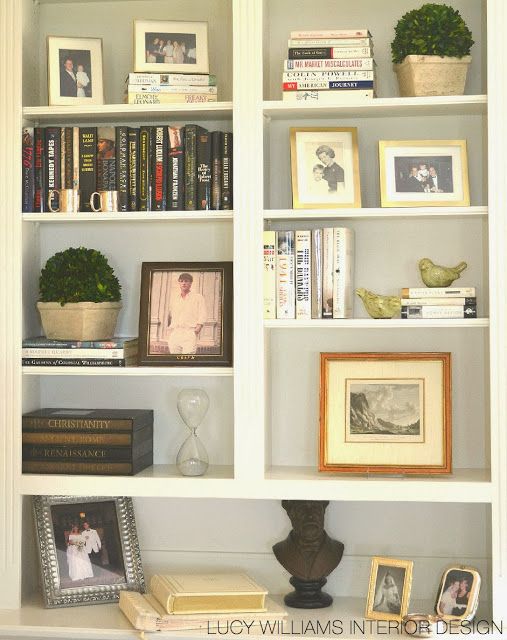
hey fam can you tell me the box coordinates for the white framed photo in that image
[47,36,104,106]
[134,20,209,74]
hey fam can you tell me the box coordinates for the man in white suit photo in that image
[81,521,102,570]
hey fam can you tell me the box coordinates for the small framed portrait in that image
[290,127,361,209]
[33,496,145,608]
[134,20,209,74]
[366,557,413,621]
[379,140,470,207]
[47,36,104,106]
[138,262,233,367]
[435,566,481,621]
[319,352,451,474]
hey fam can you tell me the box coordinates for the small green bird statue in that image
[418,258,468,288]
[356,288,401,319]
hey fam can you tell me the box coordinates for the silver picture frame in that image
[33,495,145,608]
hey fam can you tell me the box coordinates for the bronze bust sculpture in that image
[272,500,344,608]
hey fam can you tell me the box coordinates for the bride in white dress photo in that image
[66,524,94,582]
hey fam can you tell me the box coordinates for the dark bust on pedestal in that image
[272,500,344,609]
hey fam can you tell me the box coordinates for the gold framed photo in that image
[134,20,209,74]
[290,127,361,209]
[366,557,413,621]
[319,352,451,474]
[47,36,104,106]
[379,140,470,207]
[435,566,481,621]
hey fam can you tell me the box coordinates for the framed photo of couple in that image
[435,566,481,621]
[33,495,145,608]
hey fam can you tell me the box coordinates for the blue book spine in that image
[329,80,374,89]
[22,337,137,348]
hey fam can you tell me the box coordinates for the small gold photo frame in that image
[435,566,481,621]
[366,557,413,621]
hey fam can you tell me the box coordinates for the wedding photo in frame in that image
[134,19,209,74]
[290,127,361,209]
[138,262,233,367]
[379,140,470,207]
[33,496,145,608]
[47,36,104,106]
[366,557,413,622]
[319,352,452,474]
[435,566,481,621]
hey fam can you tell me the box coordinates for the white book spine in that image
[284,58,374,70]
[283,70,375,81]
[322,228,334,318]
[401,306,476,319]
[288,37,372,47]
[276,231,295,319]
[127,93,217,104]
[127,84,217,94]
[401,287,476,298]
[21,348,129,358]
[283,90,374,103]
[332,227,355,318]
[295,230,312,320]
[127,72,215,86]
[289,47,373,58]
[401,297,475,306]
[72,126,79,190]
[311,229,323,319]
[263,231,277,320]
[290,29,370,39]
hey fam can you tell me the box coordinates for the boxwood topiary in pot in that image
[37,246,123,341]
[391,3,474,97]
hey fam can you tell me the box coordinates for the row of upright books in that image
[282,28,376,104]
[21,125,233,213]
[263,228,354,320]
[125,72,218,105]
[400,287,478,319]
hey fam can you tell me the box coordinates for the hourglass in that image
[176,388,210,476]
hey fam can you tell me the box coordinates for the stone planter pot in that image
[36,301,122,340]
[394,55,472,97]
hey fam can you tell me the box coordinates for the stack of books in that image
[119,572,287,632]
[125,72,218,105]
[282,28,375,104]
[21,336,138,367]
[263,228,354,320]
[400,287,477,319]
[22,407,154,475]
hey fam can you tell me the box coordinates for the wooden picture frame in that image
[138,262,233,367]
[134,19,209,74]
[47,36,104,106]
[379,140,470,207]
[366,557,413,621]
[33,496,145,608]
[435,566,481,621]
[290,127,361,209]
[319,352,451,474]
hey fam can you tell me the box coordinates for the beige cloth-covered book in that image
[150,572,268,615]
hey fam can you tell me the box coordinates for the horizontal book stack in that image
[21,336,138,367]
[125,72,218,105]
[21,125,233,213]
[400,287,478,319]
[22,408,154,475]
[263,228,354,320]
[282,28,376,104]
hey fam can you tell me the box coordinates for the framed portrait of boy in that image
[379,140,470,207]
[366,557,413,622]
[134,20,209,74]
[435,566,481,621]
[47,36,104,106]
[138,262,233,367]
[290,127,361,209]
[33,496,145,608]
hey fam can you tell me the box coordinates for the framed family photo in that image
[47,36,104,106]
[379,140,470,207]
[319,352,451,474]
[435,566,481,621]
[33,496,145,608]
[138,262,233,367]
[366,557,413,622]
[290,127,361,209]
[134,20,209,74]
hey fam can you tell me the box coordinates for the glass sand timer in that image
[176,388,210,476]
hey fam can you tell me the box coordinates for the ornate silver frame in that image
[33,495,145,608]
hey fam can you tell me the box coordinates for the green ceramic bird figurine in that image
[356,288,401,319]
[418,258,468,288]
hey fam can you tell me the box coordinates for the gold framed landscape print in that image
[290,127,361,209]
[379,140,470,207]
[366,557,413,622]
[319,352,451,474]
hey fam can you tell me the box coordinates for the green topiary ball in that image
[391,3,474,64]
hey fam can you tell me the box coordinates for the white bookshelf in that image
[0,0,506,637]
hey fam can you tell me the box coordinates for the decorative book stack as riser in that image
[21,336,138,367]
[22,408,153,475]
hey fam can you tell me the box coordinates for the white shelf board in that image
[263,94,487,119]
[265,206,488,220]
[265,318,489,329]
[22,102,233,124]
[22,366,233,377]
[22,211,234,222]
